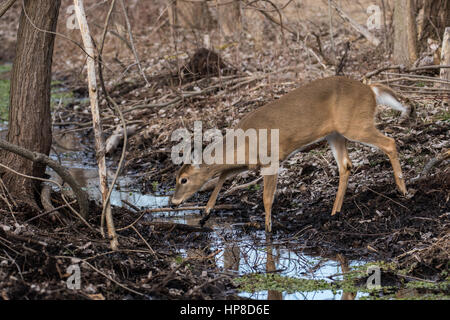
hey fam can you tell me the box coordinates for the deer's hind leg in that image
[327,133,353,215]
[343,127,407,195]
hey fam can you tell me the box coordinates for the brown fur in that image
[172,76,408,232]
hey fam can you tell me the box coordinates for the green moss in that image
[405,279,450,291]
[434,110,450,122]
[0,79,9,121]
[0,64,76,119]
[151,181,159,192]
[309,148,328,156]
[234,261,450,300]
[0,63,12,74]
[247,184,261,191]
[415,82,425,88]
[234,273,338,294]
[51,87,74,109]
[174,256,184,264]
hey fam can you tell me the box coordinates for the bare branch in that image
[329,0,381,46]
[118,0,150,86]
[0,138,89,219]
[0,0,16,19]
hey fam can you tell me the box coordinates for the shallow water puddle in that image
[46,134,370,300]
[48,131,171,209]
[142,209,370,300]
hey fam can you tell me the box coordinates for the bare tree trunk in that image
[440,27,450,104]
[217,0,241,38]
[393,0,418,66]
[168,0,213,30]
[0,0,61,206]
[74,0,118,250]
[420,0,450,44]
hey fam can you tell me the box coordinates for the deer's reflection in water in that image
[265,236,283,300]
[335,253,356,300]
[221,233,357,300]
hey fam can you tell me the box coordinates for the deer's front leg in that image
[263,173,279,233]
[200,171,230,227]
[204,172,228,215]
[204,167,247,215]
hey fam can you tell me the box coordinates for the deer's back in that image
[236,77,377,159]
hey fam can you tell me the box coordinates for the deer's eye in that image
[180,178,188,184]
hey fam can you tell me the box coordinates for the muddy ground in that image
[0,0,449,300]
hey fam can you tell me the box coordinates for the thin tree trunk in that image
[440,27,450,103]
[74,0,118,250]
[420,0,450,44]
[0,0,61,206]
[393,0,418,67]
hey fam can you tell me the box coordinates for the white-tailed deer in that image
[171,77,410,232]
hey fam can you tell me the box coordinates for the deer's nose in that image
[171,197,182,206]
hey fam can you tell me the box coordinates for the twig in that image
[245,0,330,65]
[118,0,150,86]
[335,41,350,75]
[363,65,450,80]
[116,204,238,232]
[0,177,17,221]
[100,96,128,237]
[25,200,77,223]
[416,150,450,179]
[105,124,137,154]
[83,260,145,296]
[130,225,156,255]
[144,204,238,214]
[329,0,380,46]
[141,221,214,233]
[99,0,116,55]
[121,199,140,212]
[375,75,450,85]
[0,0,16,18]
[388,83,450,92]
[366,187,410,211]
[328,0,336,62]
[224,176,263,195]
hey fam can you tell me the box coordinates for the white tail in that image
[370,84,409,118]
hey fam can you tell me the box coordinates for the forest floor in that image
[0,0,449,300]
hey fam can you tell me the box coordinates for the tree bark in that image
[420,0,450,44]
[393,0,418,67]
[0,0,61,205]
[440,27,450,103]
